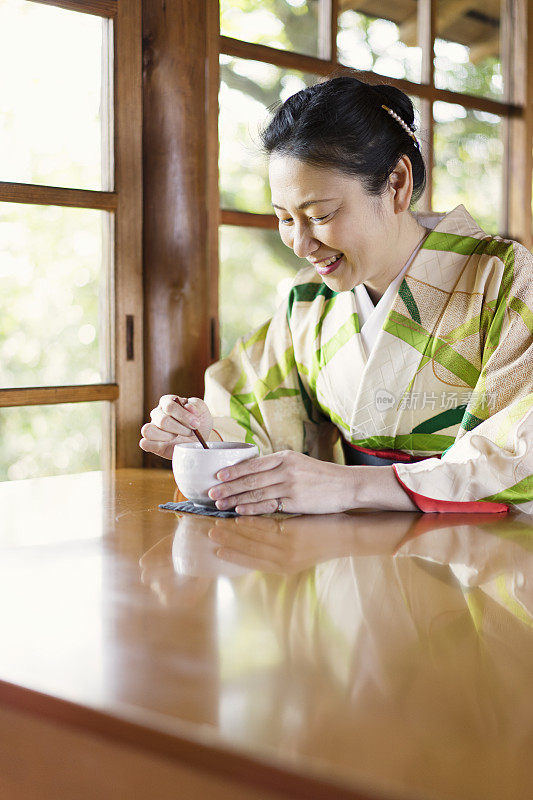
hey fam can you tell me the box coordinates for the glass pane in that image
[219,225,303,357]
[433,102,503,234]
[337,6,422,83]
[0,203,113,388]
[220,0,320,57]
[220,57,316,214]
[434,0,503,99]
[0,401,107,481]
[0,0,111,190]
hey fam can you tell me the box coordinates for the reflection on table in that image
[1,469,532,800]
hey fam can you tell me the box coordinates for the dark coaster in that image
[159,501,239,518]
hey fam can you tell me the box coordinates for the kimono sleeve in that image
[203,297,337,458]
[394,241,533,514]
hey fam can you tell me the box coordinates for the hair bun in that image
[370,83,416,131]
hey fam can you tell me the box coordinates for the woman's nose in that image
[291,225,319,259]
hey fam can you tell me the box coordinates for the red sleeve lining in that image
[392,465,509,514]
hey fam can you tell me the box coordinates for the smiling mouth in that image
[314,253,344,275]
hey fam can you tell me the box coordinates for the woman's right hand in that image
[139,394,214,460]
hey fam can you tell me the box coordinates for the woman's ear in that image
[388,156,414,213]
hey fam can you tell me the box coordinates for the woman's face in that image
[269,155,401,293]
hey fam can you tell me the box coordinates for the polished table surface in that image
[1,469,533,800]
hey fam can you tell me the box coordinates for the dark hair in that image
[261,74,426,205]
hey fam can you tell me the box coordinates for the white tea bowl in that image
[172,441,259,508]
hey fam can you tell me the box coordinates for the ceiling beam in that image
[400,0,476,46]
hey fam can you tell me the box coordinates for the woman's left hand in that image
[208,450,356,515]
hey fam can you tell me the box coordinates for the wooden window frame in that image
[0,0,143,469]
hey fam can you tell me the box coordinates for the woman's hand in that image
[208,452,418,514]
[139,394,214,460]
[208,450,357,515]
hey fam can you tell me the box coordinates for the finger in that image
[160,393,188,409]
[210,462,284,502]
[185,397,206,417]
[235,498,287,516]
[159,394,202,428]
[150,406,195,436]
[215,452,285,482]
[139,438,175,459]
[170,396,198,425]
[160,395,201,427]
[141,422,181,441]
[213,481,284,512]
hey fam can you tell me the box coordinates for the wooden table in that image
[0,469,532,800]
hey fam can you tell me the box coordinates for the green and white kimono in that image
[205,206,533,514]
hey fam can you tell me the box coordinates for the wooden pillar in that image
[142,0,214,467]
[503,0,533,248]
[115,0,144,467]
[418,0,435,213]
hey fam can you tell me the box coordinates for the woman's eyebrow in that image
[272,198,338,211]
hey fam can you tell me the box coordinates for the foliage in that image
[433,107,502,232]
[337,10,421,82]
[221,0,320,57]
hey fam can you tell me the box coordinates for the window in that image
[0,0,142,480]
[216,0,532,357]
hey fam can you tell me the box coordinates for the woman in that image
[140,76,533,516]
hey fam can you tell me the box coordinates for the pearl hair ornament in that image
[381,104,420,148]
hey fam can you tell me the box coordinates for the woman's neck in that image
[365,213,429,304]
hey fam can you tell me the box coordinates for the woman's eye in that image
[278,214,329,225]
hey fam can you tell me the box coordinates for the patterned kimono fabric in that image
[205,206,533,514]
